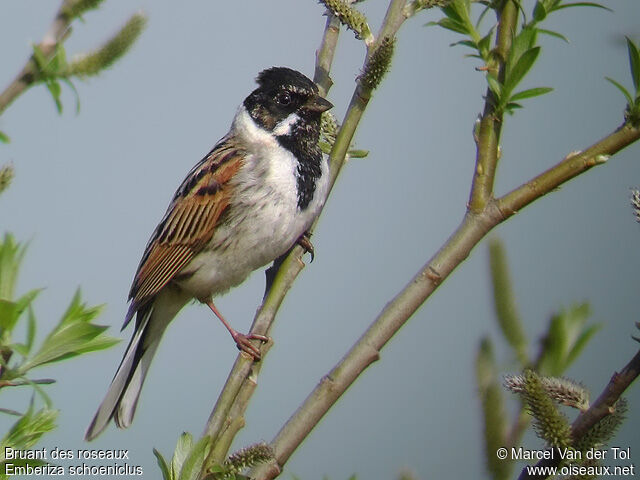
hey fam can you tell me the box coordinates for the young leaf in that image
[605,77,633,106]
[21,322,117,371]
[532,1,547,22]
[46,80,63,114]
[171,432,194,480]
[504,47,541,95]
[25,305,36,355]
[509,86,553,102]
[0,403,57,450]
[486,73,503,99]
[432,17,469,35]
[18,291,117,372]
[510,27,538,69]
[0,234,28,301]
[551,2,612,13]
[537,28,569,43]
[153,448,172,480]
[0,131,9,144]
[505,102,524,114]
[177,435,211,480]
[625,37,640,93]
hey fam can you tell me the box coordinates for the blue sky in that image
[2,1,640,478]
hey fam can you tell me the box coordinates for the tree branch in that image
[0,1,72,115]
[497,123,640,215]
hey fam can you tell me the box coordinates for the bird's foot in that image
[296,232,315,262]
[230,330,269,360]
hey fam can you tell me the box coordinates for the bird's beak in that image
[304,94,333,113]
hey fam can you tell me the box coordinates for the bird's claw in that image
[297,232,315,262]
[232,331,269,360]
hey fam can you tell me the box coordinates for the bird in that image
[85,67,333,441]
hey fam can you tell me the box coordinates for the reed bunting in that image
[85,67,333,440]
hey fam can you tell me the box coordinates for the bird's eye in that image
[276,92,292,106]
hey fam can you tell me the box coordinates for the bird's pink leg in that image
[206,300,268,360]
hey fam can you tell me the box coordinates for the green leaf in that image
[450,39,477,49]
[0,234,28,301]
[510,27,538,67]
[0,289,41,337]
[18,291,117,372]
[504,46,540,96]
[533,1,548,22]
[551,2,612,13]
[0,403,57,450]
[31,45,48,72]
[434,17,469,35]
[0,131,9,144]
[537,28,570,43]
[442,2,466,24]
[505,102,524,114]
[153,448,172,480]
[486,73,502,99]
[61,78,81,114]
[45,80,63,114]
[171,432,193,480]
[509,86,553,102]
[538,303,598,376]
[177,436,211,480]
[605,77,633,105]
[25,304,36,354]
[21,323,117,371]
[477,28,495,60]
[347,149,369,158]
[625,37,640,93]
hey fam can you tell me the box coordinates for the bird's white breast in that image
[176,106,328,301]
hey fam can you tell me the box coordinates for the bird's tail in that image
[85,292,186,441]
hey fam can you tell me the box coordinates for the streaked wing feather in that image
[127,140,244,309]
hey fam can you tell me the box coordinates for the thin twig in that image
[0,1,72,115]
[468,0,518,213]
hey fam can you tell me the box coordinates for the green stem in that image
[497,123,640,215]
[468,0,518,212]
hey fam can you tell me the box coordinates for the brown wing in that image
[127,139,245,310]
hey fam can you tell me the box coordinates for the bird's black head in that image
[243,67,333,136]
[244,67,333,211]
